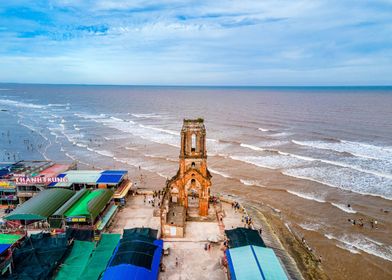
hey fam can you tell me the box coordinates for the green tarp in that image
[5,188,75,221]
[64,189,113,220]
[82,234,121,280]
[225,227,266,248]
[0,233,22,244]
[55,240,95,280]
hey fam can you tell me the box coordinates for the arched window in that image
[191,162,195,168]
[191,133,196,151]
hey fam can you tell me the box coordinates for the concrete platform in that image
[108,194,160,234]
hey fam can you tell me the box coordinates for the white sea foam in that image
[138,124,178,136]
[230,155,307,170]
[324,233,392,261]
[47,103,69,107]
[258,127,270,132]
[298,222,322,232]
[95,150,114,158]
[76,143,87,148]
[239,179,264,187]
[292,140,392,161]
[240,143,265,151]
[331,203,357,213]
[0,98,45,109]
[287,190,326,203]
[131,113,167,119]
[335,244,361,254]
[283,166,392,200]
[209,168,231,178]
[125,146,138,151]
[269,132,293,137]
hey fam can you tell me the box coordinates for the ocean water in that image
[1,84,391,198]
[1,84,392,276]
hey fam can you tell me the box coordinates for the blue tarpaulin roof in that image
[0,244,10,255]
[49,170,127,187]
[97,174,123,184]
[102,229,163,280]
[226,245,288,280]
[101,170,127,175]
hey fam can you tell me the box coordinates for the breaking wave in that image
[331,203,357,214]
[324,233,392,261]
[287,190,326,203]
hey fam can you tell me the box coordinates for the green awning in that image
[55,240,95,280]
[52,189,89,217]
[82,234,121,280]
[65,189,113,220]
[5,188,75,221]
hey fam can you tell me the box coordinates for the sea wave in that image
[240,143,265,152]
[298,222,322,232]
[258,127,270,132]
[240,142,392,180]
[287,190,326,203]
[230,155,307,170]
[131,113,168,119]
[331,203,356,213]
[0,98,45,109]
[292,139,392,161]
[209,168,231,178]
[283,167,392,200]
[324,233,392,261]
[239,179,264,187]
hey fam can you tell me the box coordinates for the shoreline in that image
[217,193,329,280]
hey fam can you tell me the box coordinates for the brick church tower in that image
[168,119,212,216]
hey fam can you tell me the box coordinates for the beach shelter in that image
[226,245,288,280]
[225,227,266,248]
[102,228,163,280]
[4,188,75,221]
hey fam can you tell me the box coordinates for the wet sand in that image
[126,164,392,280]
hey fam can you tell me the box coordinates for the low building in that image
[0,160,76,204]
[4,188,75,224]
[48,170,128,191]
[226,245,288,280]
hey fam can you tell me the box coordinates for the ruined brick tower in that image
[169,118,212,216]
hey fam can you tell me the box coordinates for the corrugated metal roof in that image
[97,174,123,184]
[227,245,288,280]
[54,171,102,187]
[253,246,288,280]
[5,188,75,221]
[51,170,127,187]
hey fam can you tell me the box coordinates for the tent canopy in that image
[5,188,75,221]
[103,228,163,280]
[226,245,288,280]
[225,227,265,248]
[64,189,113,220]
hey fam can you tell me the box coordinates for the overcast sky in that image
[0,1,391,85]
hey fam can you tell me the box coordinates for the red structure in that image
[168,119,212,216]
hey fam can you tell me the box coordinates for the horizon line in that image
[1,82,392,88]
